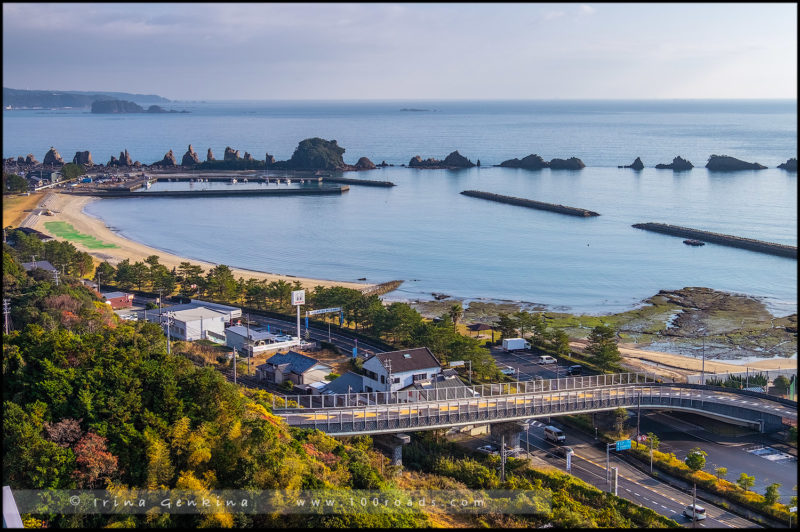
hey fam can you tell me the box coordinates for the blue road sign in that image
[615,439,631,451]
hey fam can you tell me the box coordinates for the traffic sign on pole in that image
[615,439,631,451]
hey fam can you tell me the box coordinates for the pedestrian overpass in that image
[273,372,797,437]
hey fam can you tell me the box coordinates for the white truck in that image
[502,338,530,351]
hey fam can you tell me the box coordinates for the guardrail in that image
[273,372,661,410]
[278,385,792,436]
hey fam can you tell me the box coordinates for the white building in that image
[225,325,300,355]
[141,306,228,342]
[361,347,442,393]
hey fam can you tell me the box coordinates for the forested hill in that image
[3,88,169,108]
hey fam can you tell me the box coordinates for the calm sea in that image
[3,100,797,315]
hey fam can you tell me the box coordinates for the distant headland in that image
[90,100,189,114]
[2,87,169,109]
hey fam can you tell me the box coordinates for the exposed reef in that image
[777,158,797,172]
[655,156,693,171]
[705,154,766,171]
[618,157,644,170]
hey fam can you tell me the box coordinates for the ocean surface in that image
[3,100,797,315]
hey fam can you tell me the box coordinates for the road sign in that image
[291,290,305,305]
[615,439,631,451]
[308,307,341,316]
[790,506,797,513]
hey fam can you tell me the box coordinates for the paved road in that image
[517,420,760,528]
[639,412,797,504]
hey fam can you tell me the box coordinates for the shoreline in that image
[32,193,374,291]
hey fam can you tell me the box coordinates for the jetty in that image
[460,190,600,217]
[320,176,395,187]
[632,223,797,259]
[67,185,349,198]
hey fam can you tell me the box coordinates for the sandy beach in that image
[31,193,373,291]
[570,339,796,380]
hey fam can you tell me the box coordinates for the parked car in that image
[554,446,574,457]
[683,504,706,521]
[537,355,557,365]
[477,444,498,455]
[500,366,516,375]
[567,364,583,376]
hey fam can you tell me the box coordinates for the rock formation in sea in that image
[548,157,585,170]
[72,151,94,166]
[442,150,476,168]
[618,157,644,170]
[133,161,142,167]
[25,154,39,165]
[655,156,693,171]
[500,154,549,170]
[269,138,347,170]
[109,150,134,167]
[16,156,25,164]
[408,151,476,169]
[181,145,200,166]
[777,158,797,172]
[224,147,241,161]
[154,149,178,167]
[207,148,215,162]
[243,152,255,161]
[408,155,441,168]
[705,154,766,171]
[264,153,276,167]
[43,147,64,166]
[354,157,376,170]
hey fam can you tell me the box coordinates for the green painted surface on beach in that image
[44,221,118,249]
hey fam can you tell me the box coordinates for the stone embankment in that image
[460,190,600,217]
[360,280,404,296]
[632,223,797,258]
[320,176,395,187]
[67,186,349,198]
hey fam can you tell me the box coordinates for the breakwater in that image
[152,176,321,184]
[360,280,404,296]
[321,176,395,187]
[632,223,797,259]
[460,190,600,217]
[68,186,349,198]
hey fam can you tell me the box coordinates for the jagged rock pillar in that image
[373,433,411,466]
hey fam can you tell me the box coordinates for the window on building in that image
[413,373,427,382]
[380,375,385,384]
[392,377,400,384]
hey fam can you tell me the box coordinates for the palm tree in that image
[449,302,463,334]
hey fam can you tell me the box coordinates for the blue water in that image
[3,100,797,315]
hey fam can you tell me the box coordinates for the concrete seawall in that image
[321,177,396,187]
[460,190,600,217]
[632,223,797,259]
[67,185,349,198]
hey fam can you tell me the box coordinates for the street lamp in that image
[698,327,706,385]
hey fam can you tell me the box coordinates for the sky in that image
[2,3,797,100]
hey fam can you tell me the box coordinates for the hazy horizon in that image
[3,3,797,101]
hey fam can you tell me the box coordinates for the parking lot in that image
[490,346,581,381]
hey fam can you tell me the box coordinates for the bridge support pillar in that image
[373,433,411,467]
[490,421,528,450]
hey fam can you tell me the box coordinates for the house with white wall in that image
[361,347,442,393]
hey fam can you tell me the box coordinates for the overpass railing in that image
[273,372,661,411]
[279,385,789,435]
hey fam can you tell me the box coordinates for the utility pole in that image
[3,298,10,334]
[501,434,506,482]
[161,311,174,355]
[233,346,237,384]
[692,482,697,528]
[649,436,654,474]
[52,269,59,287]
[637,390,641,442]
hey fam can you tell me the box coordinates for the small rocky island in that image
[91,99,189,114]
[408,150,476,169]
[655,156,693,171]
[777,158,797,172]
[705,154,766,171]
[499,154,585,170]
[618,157,644,170]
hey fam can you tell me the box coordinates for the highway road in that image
[639,412,797,504]
[511,420,760,528]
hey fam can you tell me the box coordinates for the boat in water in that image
[683,239,705,246]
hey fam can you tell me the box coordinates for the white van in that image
[538,355,557,365]
[544,425,566,444]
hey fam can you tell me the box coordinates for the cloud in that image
[579,4,596,15]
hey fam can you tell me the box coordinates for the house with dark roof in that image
[256,351,333,386]
[321,371,364,395]
[361,347,442,393]
[20,260,57,273]
[410,368,478,400]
